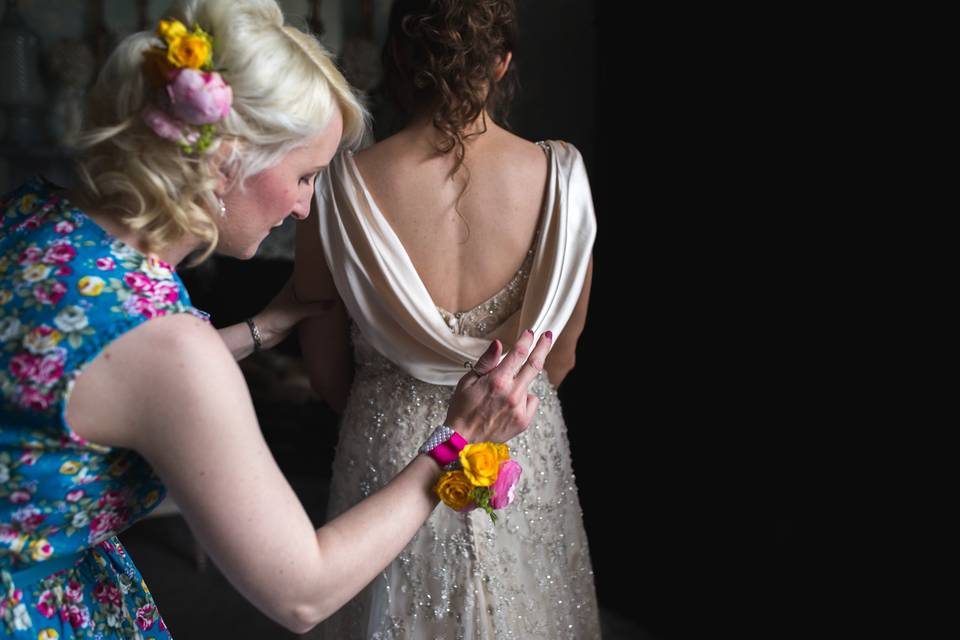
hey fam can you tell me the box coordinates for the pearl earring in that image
[217,196,226,217]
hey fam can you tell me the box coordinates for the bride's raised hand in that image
[444,329,554,444]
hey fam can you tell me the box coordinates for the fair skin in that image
[63,108,554,633]
[296,53,593,411]
[71,135,329,361]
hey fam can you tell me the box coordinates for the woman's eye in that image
[299,171,321,186]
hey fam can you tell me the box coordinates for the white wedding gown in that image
[310,140,601,639]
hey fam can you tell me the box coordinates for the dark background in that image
[582,6,841,639]
[509,3,834,638]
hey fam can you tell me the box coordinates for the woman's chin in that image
[218,243,260,261]
[216,230,270,260]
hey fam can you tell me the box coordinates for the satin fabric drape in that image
[313,139,596,386]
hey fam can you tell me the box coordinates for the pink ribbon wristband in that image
[429,432,468,467]
[449,432,468,450]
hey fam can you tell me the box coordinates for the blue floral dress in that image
[0,177,207,639]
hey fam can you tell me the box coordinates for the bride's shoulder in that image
[531,139,587,174]
[350,134,406,176]
[479,132,548,174]
[535,138,580,157]
[493,128,545,153]
[495,134,584,172]
[353,130,410,161]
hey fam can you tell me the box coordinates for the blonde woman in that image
[0,1,552,637]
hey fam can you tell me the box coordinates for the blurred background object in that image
[45,38,95,144]
[0,0,48,147]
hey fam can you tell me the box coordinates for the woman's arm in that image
[294,196,353,413]
[543,255,593,387]
[65,314,550,633]
[217,276,336,362]
[217,319,260,360]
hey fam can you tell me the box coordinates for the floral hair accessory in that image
[434,443,522,524]
[141,19,232,154]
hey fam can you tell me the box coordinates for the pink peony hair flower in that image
[142,106,197,145]
[167,68,232,125]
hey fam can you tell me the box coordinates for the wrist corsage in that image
[434,443,523,524]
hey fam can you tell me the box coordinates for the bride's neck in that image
[405,109,502,146]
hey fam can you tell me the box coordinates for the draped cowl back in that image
[313,139,596,386]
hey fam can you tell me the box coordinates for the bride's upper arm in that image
[294,190,353,406]
[544,254,593,386]
[294,191,339,302]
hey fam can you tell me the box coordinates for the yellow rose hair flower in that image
[167,30,213,70]
[158,19,188,44]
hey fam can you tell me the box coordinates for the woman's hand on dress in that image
[445,329,553,444]
[254,275,336,351]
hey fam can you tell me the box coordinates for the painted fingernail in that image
[545,330,553,340]
[525,329,534,337]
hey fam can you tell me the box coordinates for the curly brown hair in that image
[381,0,519,178]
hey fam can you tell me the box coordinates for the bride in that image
[295,0,599,637]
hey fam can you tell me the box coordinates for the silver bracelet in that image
[245,317,262,352]
[418,425,455,455]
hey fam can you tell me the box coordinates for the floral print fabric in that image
[0,177,205,638]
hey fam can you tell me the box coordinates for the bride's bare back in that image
[352,120,549,314]
[295,118,593,401]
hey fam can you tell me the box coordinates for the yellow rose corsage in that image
[434,442,523,524]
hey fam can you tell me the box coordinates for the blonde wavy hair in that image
[74,0,367,262]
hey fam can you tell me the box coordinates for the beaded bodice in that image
[434,140,549,337]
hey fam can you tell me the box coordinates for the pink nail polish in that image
[545,330,553,340]
[525,329,534,337]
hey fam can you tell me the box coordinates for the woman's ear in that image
[209,140,236,195]
[493,51,513,82]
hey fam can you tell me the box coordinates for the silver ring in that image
[464,360,484,377]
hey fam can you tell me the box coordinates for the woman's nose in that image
[290,199,311,220]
